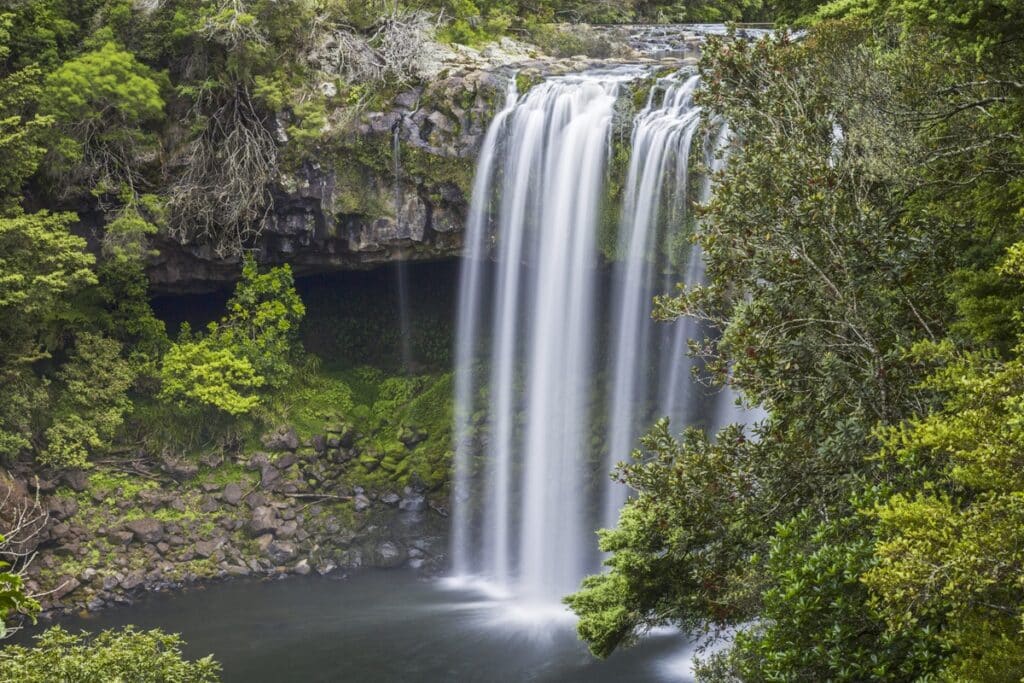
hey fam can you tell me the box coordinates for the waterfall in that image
[392,118,414,371]
[451,66,739,606]
[604,73,702,527]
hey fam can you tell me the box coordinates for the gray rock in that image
[261,427,299,452]
[275,453,298,469]
[195,538,226,558]
[380,492,401,506]
[46,496,78,521]
[161,456,199,480]
[275,520,299,540]
[353,493,371,512]
[62,470,89,492]
[199,495,219,513]
[373,541,406,568]
[248,506,278,536]
[124,518,164,544]
[107,529,134,546]
[256,534,274,553]
[267,540,298,564]
[399,493,427,513]
[120,570,145,590]
[222,483,244,506]
[292,558,312,576]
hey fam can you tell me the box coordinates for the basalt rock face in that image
[147,67,507,294]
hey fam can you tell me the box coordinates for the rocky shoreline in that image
[5,423,449,619]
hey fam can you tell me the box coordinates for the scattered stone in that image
[222,483,243,506]
[199,495,220,513]
[161,456,199,480]
[261,427,299,452]
[353,493,371,512]
[275,520,299,540]
[120,570,145,591]
[399,493,426,513]
[106,529,133,546]
[46,496,78,521]
[248,506,278,536]
[62,470,89,492]
[380,492,401,507]
[267,540,297,564]
[124,519,164,544]
[195,538,225,558]
[374,541,406,568]
[256,534,274,553]
[275,453,298,470]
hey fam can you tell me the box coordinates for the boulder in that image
[46,496,78,521]
[373,541,406,568]
[222,483,244,506]
[106,529,134,546]
[275,520,299,540]
[62,470,89,492]
[195,537,226,559]
[248,506,278,536]
[124,518,164,544]
[261,427,299,452]
[399,493,427,513]
[120,570,145,591]
[267,540,298,564]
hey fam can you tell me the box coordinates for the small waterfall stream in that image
[451,66,736,607]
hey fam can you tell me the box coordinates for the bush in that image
[0,626,220,682]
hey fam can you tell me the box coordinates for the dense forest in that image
[1,0,1023,680]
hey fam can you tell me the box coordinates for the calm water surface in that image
[27,571,696,682]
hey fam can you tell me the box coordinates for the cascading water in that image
[451,66,740,607]
[604,73,703,526]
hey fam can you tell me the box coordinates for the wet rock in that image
[315,559,338,576]
[373,541,406,568]
[222,483,244,506]
[380,492,401,507]
[353,493,371,512]
[267,540,297,564]
[292,558,311,576]
[120,570,145,591]
[261,427,299,452]
[311,434,327,453]
[124,518,164,544]
[398,493,426,513]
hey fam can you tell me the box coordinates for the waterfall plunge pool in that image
[22,571,697,682]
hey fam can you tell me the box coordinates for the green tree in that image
[41,41,166,198]
[159,256,304,416]
[0,626,220,682]
[41,333,136,469]
[0,211,95,459]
